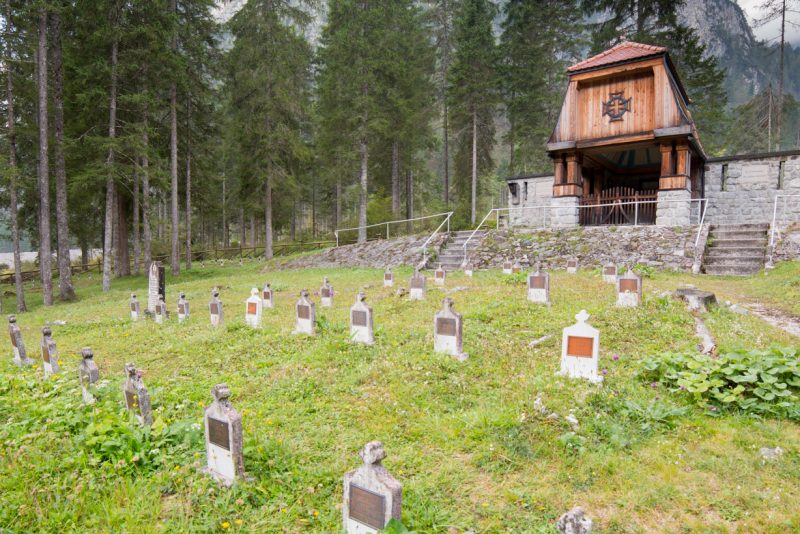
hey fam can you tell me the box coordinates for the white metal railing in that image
[767,194,800,266]
[419,211,454,264]
[462,198,708,263]
[334,211,453,247]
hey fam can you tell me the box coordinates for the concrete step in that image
[709,238,767,248]
[703,256,765,266]
[704,265,762,276]
[709,231,768,241]
[705,247,766,257]
[709,223,770,231]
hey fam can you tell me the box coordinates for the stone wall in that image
[772,223,800,264]
[506,174,554,226]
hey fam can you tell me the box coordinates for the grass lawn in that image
[0,259,799,532]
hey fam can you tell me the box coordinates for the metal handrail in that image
[419,211,454,264]
[462,208,500,263]
[334,211,454,247]
[767,194,800,266]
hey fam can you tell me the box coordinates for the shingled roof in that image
[567,41,666,73]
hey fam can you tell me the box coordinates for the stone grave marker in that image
[409,270,426,301]
[293,289,316,336]
[383,268,394,288]
[566,259,578,274]
[320,277,334,307]
[350,292,374,345]
[78,347,99,404]
[527,267,550,305]
[147,261,165,313]
[40,326,60,377]
[463,262,474,277]
[123,363,153,425]
[512,258,522,274]
[245,288,262,328]
[559,310,602,384]
[209,289,224,328]
[434,297,468,361]
[177,293,189,322]
[262,283,274,309]
[130,293,141,321]
[602,263,618,284]
[502,258,513,275]
[8,315,32,366]
[202,383,246,485]
[616,268,642,307]
[155,295,167,324]
[342,441,402,534]
[434,264,446,286]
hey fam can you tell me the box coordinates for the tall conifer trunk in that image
[37,11,53,305]
[169,0,179,275]
[185,108,192,269]
[358,138,368,243]
[264,175,273,259]
[391,141,400,217]
[102,34,119,291]
[133,167,140,274]
[471,109,477,224]
[141,112,152,270]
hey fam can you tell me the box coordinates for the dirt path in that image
[744,303,800,338]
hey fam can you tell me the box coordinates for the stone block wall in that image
[507,174,554,226]
[656,189,693,226]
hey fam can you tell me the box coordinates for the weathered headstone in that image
[675,286,716,312]
[8,315,32,366]
[527,267,550,305]
[262,283,274,309]
[203,383,246,485]
[147,261,165,313]
[40,326,60,377]
[350,292,374,345]
[155,295,167,324]
[320,277,334,307]
[177,292,189,322]
[209,289,224,328]
[602,263,617,284]
[130,293,141,321]
[512,258,522,274]
[409,270,426,301]
[123,363,153,425]
[502,258,513,275]
[78,347,99,404]
[383,268,394,288]
[434,297,467,361]
[566,259,578,274]
[559,310,602,384]
[293,289,316,336]
[434,264,446,286]
[463,262,474,277]
[616,268,642,308]
[245,288,262,328]
[342,441,402,534]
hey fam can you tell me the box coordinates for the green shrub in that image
[640,347,800,419]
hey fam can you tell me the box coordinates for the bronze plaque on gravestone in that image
[567,336,594,358]
[178,303,185,314]
[504,262,511,270]
[210,303,219,315]
[604,266,616,275]
[411,277,424,289]
[297,305,310,320]
[10,332,17,347]
[130,303,137,312]
[263,290,270,300]
[436,317,457,337]
[567,260,577,267]
[529,276,546,289]
[207,417,230,450]
[125,389,138,410]
[384,273,392,281]
[247,302,257,315]
[42,346,50,363]
[352,310,368,327]
[349,483,386,530]
[619,279,638,293]
[436,270,444,279]
[321,288,331,298]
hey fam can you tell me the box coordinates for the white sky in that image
[737,0,800,45]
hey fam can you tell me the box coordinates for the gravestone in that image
[209,289,224,328]
[40,326,60,377]
[409,270,426,301]
[350,292,374,345]
[262,283,274,309]
[383,268,394,288]
[616,268,642,308]
[502,258,513,275]
[123,363,153,425]
[320,277,334,307]
[293,290,316,336]
[434,297,467,361]
[559,310,602,384]
[434,264,446,286]
[674,287,716,312]
[512,258,522,274]
[155,295,167,324]
[147,261,165,313]
[78,347,99,404]
[245,288,262,328]
[8,315,32,366]
[130,293,141,321]
[527,267,550,305]
[342,441,402,534]
[566,259,578,274]
[203,384,246,485]
[463,262,474,277]
[602,263,618,284]
[177,292,189,322]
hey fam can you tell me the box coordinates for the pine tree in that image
[36,7,53,305]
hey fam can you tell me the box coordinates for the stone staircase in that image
[702,223,769,276]
[427,230,486,271]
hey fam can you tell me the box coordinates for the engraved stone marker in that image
[559,310,602,383]
[293,289,316,336]
[409,270,426,301]
[8,315,32,366]
[130,293,141,321]
[602,263,618,284]
[566,259,578,274]
[320,277,334,307]
[209,289,224,328]
[155,295,167,324]
[177,292,189,322]
[350,292,374,345]
[463,262,474,277]
[203,384,246,485]
[147,261,165,313]
[262,283,274,309]
[616,268,642,308]
[40,326,60,377]
[512,258,522,274]
[343,441,402,534]
[502,258,513,275]
[434,264,446,286]
[123,363,153,425]
[434,297,467,361]
[245,288,262,328]
[78,347,99,404]
[383,268,394,288]
[527,267,550,305]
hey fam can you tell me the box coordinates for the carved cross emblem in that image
[602,91,631,122]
